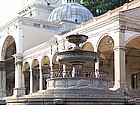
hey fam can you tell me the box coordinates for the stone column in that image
[72,64,82,77]
[114,46,127,91]
[112,26,127,92]
[13,53,25,97]
[30,68,33,94]
[72,65,76,77]
[0,61,6,97]
[63,64,66,78]
[39,66,43,91]
[95,61,99,78]
[50,63,53,78]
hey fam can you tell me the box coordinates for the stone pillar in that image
[63,64,66,78]
[95,61,99,78]
[0,61,6,97]
[39,66,43,91]
[72,64,82,77]
[72,65,76,77]
[112,26,127,92]
[50,63,53,78]
[114,46,127,91]
[30,68,33,94]
[13,53,25,97]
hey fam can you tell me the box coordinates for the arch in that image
[97,35,114,51]
[42,55,50,89]
[126,36,140,51]
[1,36,17,96]
[52,53,62,69]
[32,59,39,69]
[23,62,30,95]
[97,35,114,62]
[23,62,30,71]
[32,59,39,92]
[52,53,58,65]
[97,35,115,88]
[1,36,16,60]
[82,42,94,51]
[41,55,50,67]
[125,36,140,90]
[125,34,140,46]
[96,34,114,49]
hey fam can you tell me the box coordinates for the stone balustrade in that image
[46,68,109,90]
[49,68,109,79]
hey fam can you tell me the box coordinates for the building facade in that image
[0,0,140,104]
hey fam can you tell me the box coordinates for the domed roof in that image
[48,3,94,23]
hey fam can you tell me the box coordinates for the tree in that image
[83,0,134,17]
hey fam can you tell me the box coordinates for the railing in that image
[46,69,109,80]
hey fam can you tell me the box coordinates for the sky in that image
[0,0,20,26]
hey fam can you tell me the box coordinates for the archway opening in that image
[23,62,30,95]
[98,35,114,87]
[53,53,63,70]
[53,53,64,77]
[126,36,140,90]
[3,36,16,96]
[42,56,50,89]
[32,59,39,93]
[82,42,94,51]
[82,42,95,69]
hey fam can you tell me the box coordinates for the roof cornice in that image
[0,16,61,33]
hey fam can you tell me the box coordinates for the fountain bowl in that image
[57,49,99,65]
[66,34,88,46]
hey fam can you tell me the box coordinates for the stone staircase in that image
[6,89,132,105]
[0,98,6,105]
[4,89,140,105]
[127,90,140,105]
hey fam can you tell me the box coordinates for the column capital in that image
[13,53,23,65]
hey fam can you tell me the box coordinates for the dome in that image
[48,3,94,23]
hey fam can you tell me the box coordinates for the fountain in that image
[56,34,99,77]
[6,34,132,105]
[47,34,109,91]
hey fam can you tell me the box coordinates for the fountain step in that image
[0,98,6,105]
[6,89,133,105]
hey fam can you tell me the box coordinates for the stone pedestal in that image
[13,88,26,97]
[13,54,25,97]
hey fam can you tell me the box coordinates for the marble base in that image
[13,88,26,97]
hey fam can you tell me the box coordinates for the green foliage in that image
[82,0,134,16]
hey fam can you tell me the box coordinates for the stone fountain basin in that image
[47,77,109,91]
[56,50,99,65]
[66,34,88,46]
